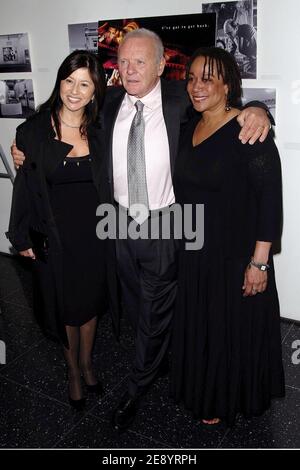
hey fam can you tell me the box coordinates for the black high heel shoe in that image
[85,381,103,396]
[68,396,86,411]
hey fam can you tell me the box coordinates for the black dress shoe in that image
[86,381,103,396]
[68,396,86,411]
[112,393,138,432]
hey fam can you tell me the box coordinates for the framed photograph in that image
[68,22,98,54]
[97,13,216,85]
[202,0,257,79]
[0,79,35,118]
[0,33,31,72]
[0,143,14,182]
[242,88,276,121]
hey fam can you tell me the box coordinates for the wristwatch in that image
[248,258,270,271]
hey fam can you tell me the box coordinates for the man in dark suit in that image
[11,28,271,432]
[103,29,191,432]
[101,28,272,431]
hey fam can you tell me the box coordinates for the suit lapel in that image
[161,80,181,176]
[104,89,126,200]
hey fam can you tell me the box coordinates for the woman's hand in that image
[242,264,267,297]
[11,139,25,169]
[19,248,36,260]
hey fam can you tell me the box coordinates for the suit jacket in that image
[95,80,191,331]
[7,110,116,345]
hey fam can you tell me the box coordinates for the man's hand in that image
[11,140,25,169]
[237,107,271,145]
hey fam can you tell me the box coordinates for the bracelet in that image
[248,258,270,271]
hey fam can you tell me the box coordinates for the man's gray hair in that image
[118,28,164,63]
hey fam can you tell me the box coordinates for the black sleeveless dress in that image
[48,155,106,326]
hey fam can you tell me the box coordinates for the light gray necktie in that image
[127,100,149,222]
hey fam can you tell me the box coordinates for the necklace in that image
[60,116,81,129]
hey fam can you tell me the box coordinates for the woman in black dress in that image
[8,51,108,409]
[171,47,285,426]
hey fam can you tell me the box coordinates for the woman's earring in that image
[225,95,231,112]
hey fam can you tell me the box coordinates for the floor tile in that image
[1,254,300,449]
[0,254,31,280]
[219,387,300,448]
[55,414,168,448]
[281,323,300,389]
[0,301,44,365]
[0,318,132,410]
[280,319,294,343]
[0,377,84,448]
[91,379,227,449]
[3,285,33,309]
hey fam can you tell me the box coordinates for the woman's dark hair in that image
[186,47,242,107]
[38,50,106,140]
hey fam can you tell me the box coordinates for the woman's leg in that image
[79,316,98,386]
[63,325,82,400]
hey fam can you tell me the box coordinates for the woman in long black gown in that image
[171,47,285,426]
[8,51,108,409]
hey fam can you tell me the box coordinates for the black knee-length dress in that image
[171,117,285,426]
[48,155,106,326]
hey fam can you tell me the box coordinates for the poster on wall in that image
[97,13,216,85]
[68,23,98,54]
[0,79,35,118]
[0,33,31,73]
[202,0,257,79]
[242,88,276,121]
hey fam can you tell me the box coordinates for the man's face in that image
[117,36,165,98]
[224,20,238,39]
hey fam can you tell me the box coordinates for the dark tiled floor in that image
[0,253,300,449]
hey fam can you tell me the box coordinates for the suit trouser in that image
[115,207,179,397]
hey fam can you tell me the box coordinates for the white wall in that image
[0,0,299,321]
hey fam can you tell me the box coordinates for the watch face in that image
[261,266,267,271]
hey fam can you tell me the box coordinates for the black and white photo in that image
[0,79,35,118]
[68,23,98,53]
[242,87,276,121]
[202,0,257,78]
[0,144,14,183]
[0,33,31,72]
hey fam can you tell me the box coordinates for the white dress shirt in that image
[112,80,175,210]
